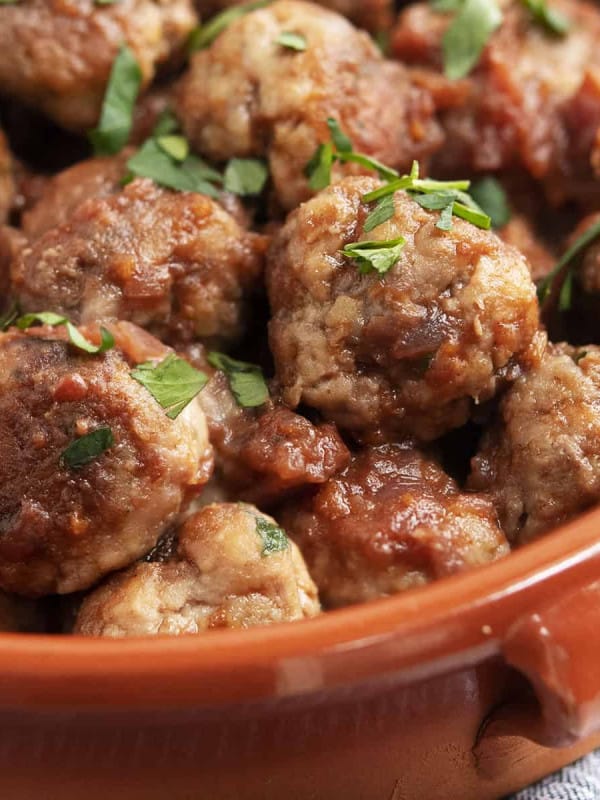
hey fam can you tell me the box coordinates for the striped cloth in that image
[510,752,600,799]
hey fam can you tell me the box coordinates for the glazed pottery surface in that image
[2,508,600,799]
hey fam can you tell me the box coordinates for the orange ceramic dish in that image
[1,507,600,799]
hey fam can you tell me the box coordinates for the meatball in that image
[0,130,14,225]
[280,445,508,608]
[392,0,600,206]
[497,214,555,282]
[13,177,268,347]
[470,344,600,544]
[74,503,320,636]
[197,369,350,505]
[0,323,212,596]
[176,0,443,211]
[0,0,197,131]
[267,176,543,442]
[195,0,392,33]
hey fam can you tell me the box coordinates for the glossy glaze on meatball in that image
[197,370,350,505]
[267,176,543,442]
[470,344,600,544]
[0,0,197,131]
[0,324,212,596]
[176,0,443,210]
[392,0,600,207]
[280,445,508,608]
[74,503,320,636]
[13,177,268,347]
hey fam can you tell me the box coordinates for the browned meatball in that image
[267,176,543,442]
[196,0,392,33]
[74,503,320,636]
[13,177,268,347]
[0,130,15,225]
[0,0,197,131]
[176,0,443,211]
[196,369,350,505]
[470,344,600,544]
[497,214,555,282]
[280,445,508,608]
[0,323,212,596]
[392,0,600,207]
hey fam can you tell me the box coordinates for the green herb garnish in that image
[341,237,406,275]
[537,218,600,307]
[521,0,570,35]
[127,139,221,197]
[364,194,395,233]
[276,31,307,51]
[0,301,18,332]
[223,158,268,196]
[156,135,189,162]
[131,354,208,419]
[574,350,588,364]
[61,427,114,470]
[207,352,269,408]
[189,0,271,51]
[440,0,502,80]
[89,45,143,156]
[16,312,114,354]
[305,142,335,191]
[469,177,511,228]
[255,517,289,556]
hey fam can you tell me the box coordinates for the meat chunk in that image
[13,178,268,347]
[392,0,600,207]
[470,343,600,543]
[0,129,15,225]
[0,323,212,596]
[195,0,392,33]
[267,176,543,442]
[176,0,443,211]
[74,503,320,636]
[280,445,508,608]
[196,369,350,505]
[0,0,197,131]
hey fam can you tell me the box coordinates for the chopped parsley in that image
[156,135,189,162]
[255,517,289,556]
[223,158,268,196]
[276,31,307,51]
[364,194,395,233]
[537,218,600,309]
[0,301,18,332]
[16,312,114,354]
[341,237,406,276]
[61,427,114,470]
[469,177,511,229]
[434,0,503,80]
[189,0,271,51]
[131,354,209,419]
[89,45,143,156]
[521,0,570,35]
[207,352,269,408]
[127,138,221,198]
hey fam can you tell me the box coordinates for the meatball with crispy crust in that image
[74,503,320,637]
[0,323,212,596]
[13,177,268,347]
[392,0,600,207]
[267,176,543,442]
[0,0,197,131]
[176,0,443,211]
[196,369,350,505]
[470,344,600,544]
[280,445,508,608]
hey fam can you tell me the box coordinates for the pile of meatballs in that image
[0,0,599,638]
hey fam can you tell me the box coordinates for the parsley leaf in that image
[189,0,271,51]
[276,31,307,51]
[305,142,335,191]
[207,352,269,408]
[0,301,18,332]
[341,237,406,275]
[256,517,289,555]
[537,218,600,307]
[131,354,209,419]
[61,427,114,470]
[89,45,143,156]
[469,176,511,228]
[363,194,395,233]
[16,312,114,354]
[95,0,120,4]
[127,139,221,198]
[327,118,352,153]
[223,158,268,196]
[521,0,570,35]
[442,0,503,80]
[156,135,189,162]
